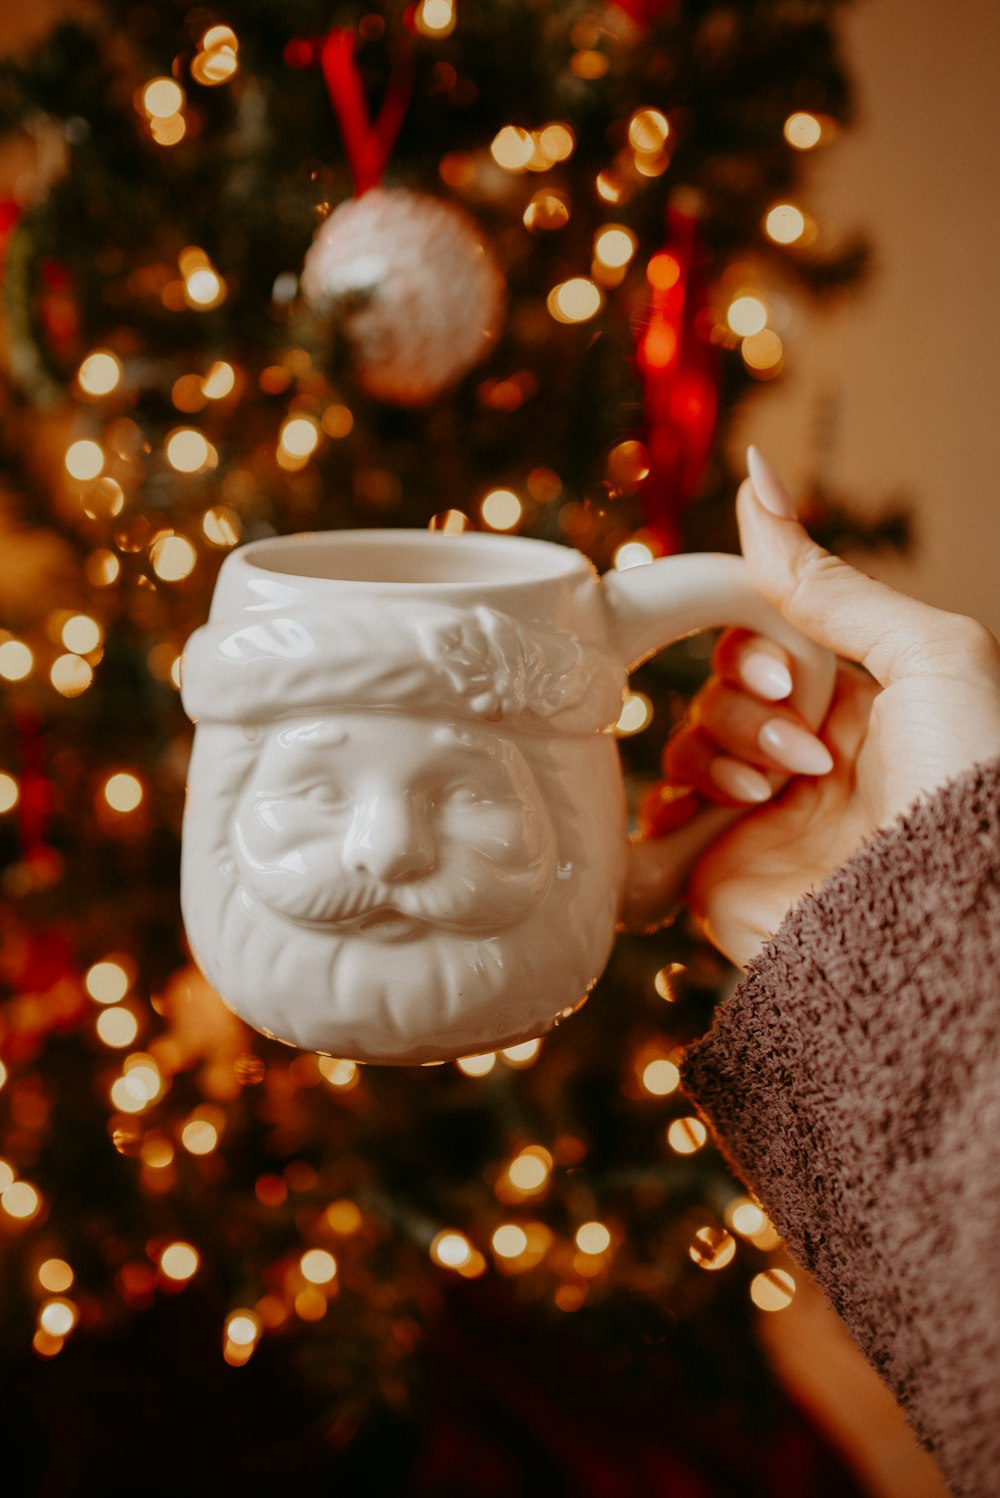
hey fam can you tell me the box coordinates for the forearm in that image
[681,755,1000,1498]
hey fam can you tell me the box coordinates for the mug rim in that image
[227,528,594,592]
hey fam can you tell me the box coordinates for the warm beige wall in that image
[737,0,1000,635]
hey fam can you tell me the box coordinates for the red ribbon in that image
[635,205,718,553]
[318,29,414,196]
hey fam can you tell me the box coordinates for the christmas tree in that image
[0,1,907,1488]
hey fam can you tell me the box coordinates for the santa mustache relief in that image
[180,530,835,1063]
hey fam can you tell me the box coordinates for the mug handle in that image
[600,551,837,930]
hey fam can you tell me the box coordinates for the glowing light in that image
[202,25,238,51]
[0,640,33,681]
[96,1006,139,1048]
[2,1181,40,1219]
[123,1056,161,1102]
[575,1221,611,1255]
[430,1231,474,1269]
[38,1259,73,1293]
[317,1057,359,1090]
[103,773,143,813]
[428,509,470,534]
[87,549,120,586]
[537,123,575,162]
[415,0,456,37]
[765,203,807,244]
[0,1161,13,1190]
[727,295,768,337]
[726,1198,767,1238]
[613,540,654,571]
[596,170,622,203]
[324,1201,362,1237]
[86,960,129,1004]
[141,1135,174,1168]
[110,1077,145,1113]
[300,1249,337,1285]
[570,49,608,80]
[750,1267,796,1311]
[322,404,354,438]
[295,1287,328,1321]
[61,615,102,654]
[784,112,822,150]
[628,108,670,153]
[501,1039,541,1067]
[150,114,186,147]
[165,428,211,473]
[201,361,235,399]
[492,1224,528,1258]
[225,1310,261,1346]
[666,1117,707,1155]
[77,350,122,396]
[0,1060,6,1090]
[614,692,653,736]
[457,1053,496,1077]
[202,506,241,547]
[0,775,14,813]
[151,534,197,581]
[641,1057,680,1095]
[181,1119,219,1155]
[278,416,320,460]
[654,962,684,1000]
[646,252,681,290]
[742,329,783,376]
[523,191,570,233]
[185,268,224,307]
[491,126,534,172]
[51,654,93,697]
[606,439,649,491]
[689,1224,737,1271]
[160,1242,200,1281]
[594,226,636,270]
[547,278,603,324]
[192,47,239,86]
[481,488,522,531]
[507,1146,552,1193]
[39,1299,77,1336]
[143,78,185,119]
[65,440,104,481]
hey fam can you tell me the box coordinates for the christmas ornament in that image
[301,186,505,406]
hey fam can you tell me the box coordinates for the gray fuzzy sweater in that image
[681,756,1000,1498]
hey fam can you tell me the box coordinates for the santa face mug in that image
[180,530,835,1064]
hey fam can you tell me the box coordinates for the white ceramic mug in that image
[180,530,835,1064]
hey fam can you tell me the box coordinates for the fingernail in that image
[739,650,793,701]
[758,718,834,775]
[709,756,774,803]
[747,445,797,520]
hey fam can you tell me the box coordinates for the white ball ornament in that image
[300,186,506,406]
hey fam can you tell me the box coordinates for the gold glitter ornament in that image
[300,187,505,406]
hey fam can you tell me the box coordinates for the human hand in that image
[658,446,1000,969]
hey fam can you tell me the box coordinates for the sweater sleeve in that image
[680,754,1000,1498]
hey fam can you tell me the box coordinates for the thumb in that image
[740,447,972,687]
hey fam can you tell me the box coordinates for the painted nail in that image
[747,445,797,519]
[758,718,834,775]
[709,756,774,803]
[739,649,793,701]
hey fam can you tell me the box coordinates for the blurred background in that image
[0,1,994,1494]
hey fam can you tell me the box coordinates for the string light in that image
[277,415,320,465]
[77,350,122,396]
[750,1268,796,1310]
[784,112,822,150]
[150,115,186,147]
[65,439,104,481]
[151,534,197,581]
[575,1221,611,1255]
[165,428,212,473]
[321,404,354,438]
[428,509,470,534]
[142,79,184,120]
[61,614,102,654]
[160,1242,200,1281]
[2,1181,41,1219]
[96,1007,139,1048]
[201,361,235,400]
[725,1197,768,1238]
[726,295,767,337]
[628,108,670,153]
[547,278,603,324]
[181,1118,219,1155]
[492,1224,528,1258]
[86,549,120,586]
[689,1225,736,1270]
[51,655,93,697]
[192,26,240,85]
[764,203,807,244]
[523,190,570,232]
[429,1230,485,1276]
[0,773,18,813]
[594,225,636,270]
[614,691,653,736]
[0,640,33,680]
[491,126,534,172]
[103,773,143,813]
[38,1260,73,1293]
[180,249,225,310]
[640,1057,680,1095]
[596,170,623,203]
[503,1146,552,1196]
[613,539,654,571]
[742,329,783,377]
[480,488,522,531]
[86,959,130,1004]
[414,0,456,38]
[224,1309,261,1364]
[500,1039,541,1068]
[38,1299,77,1336]
[317,1057,359,1090]
[456,1053,496,1077]
[202,506,242,547]
[666,1117,708,1155]
[300,1249,337,1285]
